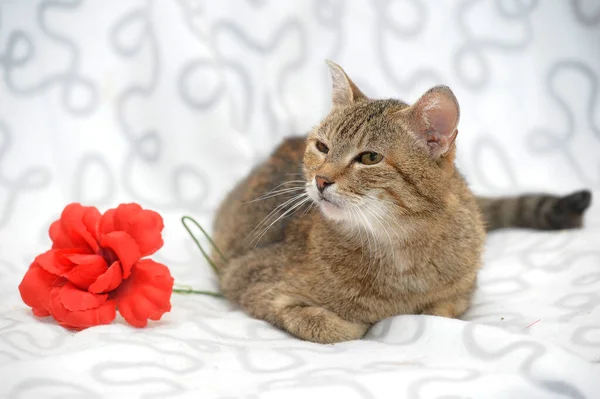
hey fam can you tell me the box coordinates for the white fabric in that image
[1,1,600,397]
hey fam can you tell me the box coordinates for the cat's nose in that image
[316,175,334,193]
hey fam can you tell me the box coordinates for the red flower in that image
[18,203,174,329]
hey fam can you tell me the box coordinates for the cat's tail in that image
[476,190,592,232]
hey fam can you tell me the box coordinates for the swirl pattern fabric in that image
[1,0,599,397]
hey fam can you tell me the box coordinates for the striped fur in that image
[477,190,592,232]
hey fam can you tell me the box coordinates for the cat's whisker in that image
[354,205,377,280]
[244,193,307,244]
[247,192,308,242]
[365,197,401,241]
[366,195,405,239]
[271,179,306,188]
[349,206,370,267]
[244,187,305,203]
[371,218,387,286]
[362,207,382,287]
[367,203,399,275]
[298,198,314,217]
[363,203,395,267]
[244,180,306,203]
[250,195,310,248]
[254,185,305,196]
[248,194,307,239]
[301,201,315,216]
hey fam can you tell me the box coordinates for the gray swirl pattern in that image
[1,1,599,397]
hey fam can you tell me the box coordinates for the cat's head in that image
[304,61,460,227]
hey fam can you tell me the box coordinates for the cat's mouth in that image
[317,194,347,220]
[306,185,346,219]
[319,195,340,208]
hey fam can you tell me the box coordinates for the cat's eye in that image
[358,152,383,165]
[315,141,329,154]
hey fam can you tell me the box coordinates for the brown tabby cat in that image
[212,61,592,344]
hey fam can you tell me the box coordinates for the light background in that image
[1,1,600,397]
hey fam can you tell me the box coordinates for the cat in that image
[211,61,592,344]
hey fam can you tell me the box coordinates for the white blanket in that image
[1,1,599,397]
[2,209,600,398]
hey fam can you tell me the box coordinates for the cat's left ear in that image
[326,60,368,108]
[401,85,460,158]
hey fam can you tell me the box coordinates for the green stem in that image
[181,215,226,275]
[174,216,227,298]
[173,288,224,298]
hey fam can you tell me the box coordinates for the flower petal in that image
[18,262,63,316]
[99,231,141,279]
[99,204,164,257]
[33,308,51,317]
[97,208,116,234]
[58,281,108,311]
[36,248,85,276]
[116,259,174,328]
[88,261,123,293]
[63,254,108,290]
[50,203,101,252]
[50,286,116,330]
[49,287,70,326]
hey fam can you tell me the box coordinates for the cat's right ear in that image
[400,85,460,158]
[326,60,368,108]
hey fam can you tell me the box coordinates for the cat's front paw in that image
[274,300,369,344]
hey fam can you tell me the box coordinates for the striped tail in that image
[477,190,592,232]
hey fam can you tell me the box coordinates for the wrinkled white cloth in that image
[2,208,600,397]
